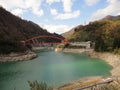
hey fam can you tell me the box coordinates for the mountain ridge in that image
[62,15,120,39]
[102,15,120,20]
[64,15,120,52]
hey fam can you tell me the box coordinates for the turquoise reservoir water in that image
[0,51,112,90]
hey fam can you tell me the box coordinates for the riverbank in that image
[89,52,120,76]
[57,48,120,90]
[63,48,94,54]
[0,51,37,62]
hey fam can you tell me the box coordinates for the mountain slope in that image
[0,7,52,40]
[62,28,75,38]
[67,15,120,52]
[62,25,83,39]
[0,7,62,54]
[102,15,120,21]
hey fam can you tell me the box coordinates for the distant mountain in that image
[62,25,82,38]
[63,15,120,40]
[62,29,74,38]
[102,15,120,20]
[0,7,63,54]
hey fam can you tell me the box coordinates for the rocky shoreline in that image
[0,51,37,62]
[57,48,120,90]
[89,52,120,76]
[63,48,120,76]
[63,48,94,54]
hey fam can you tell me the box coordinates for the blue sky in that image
[0,0,120,34]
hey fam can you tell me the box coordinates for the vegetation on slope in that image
[0,7,63,54]
[68,17,120,52]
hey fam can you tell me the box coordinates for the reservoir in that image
[0,50,112,90]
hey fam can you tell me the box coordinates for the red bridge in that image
[21,35,69,47]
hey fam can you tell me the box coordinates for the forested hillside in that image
[0,7,62,54]
[68,16,120,52]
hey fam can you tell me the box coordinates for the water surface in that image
[0,50,112,90]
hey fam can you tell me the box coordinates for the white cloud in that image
[0,0,80,20]
[46,0,60,5]
[85,0,100,6]
[91,0,120,21]
[32,9,43,17]
[0,0,25,9]
[25,0,44,17]
[50,8,58,15]
[61,0,73,12]
[49,0,80,20]
[55,10,80,20]
[0,0,43,17]
[46,0,74,13]
[11,8,24,16]
[40,24,73,34]
[117,12,120,15]
[107,0,118,4]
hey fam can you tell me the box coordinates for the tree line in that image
[68,19,120,53]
